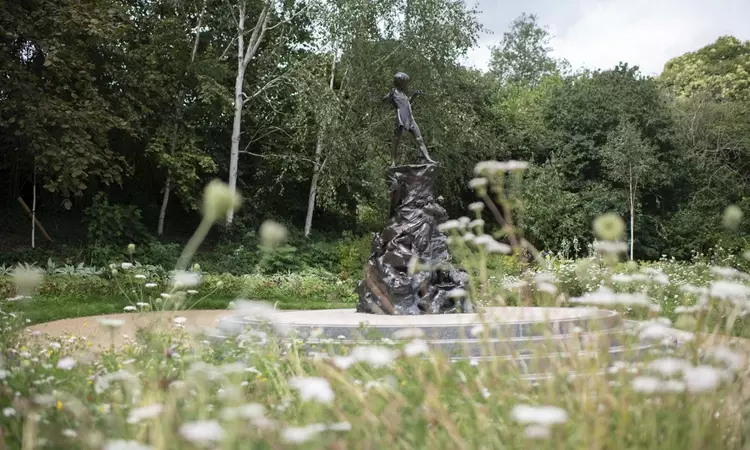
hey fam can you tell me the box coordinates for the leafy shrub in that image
[242,269,357,304]
[256,244,301,274]
[37,275,111,297]
[298,241,340,273]
[485,254,522,275]
[337,234,372,279]
[84,193,151,246]
[138,242,182,268]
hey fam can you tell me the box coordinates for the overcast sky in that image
[462,0,750,76]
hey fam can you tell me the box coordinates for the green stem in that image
[175,217,215,271]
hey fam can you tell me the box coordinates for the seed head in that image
[593,213,625,240]
[11,266,44,296]
[722,205,743,230]
[259,220,287,247]
[202,179,242,222]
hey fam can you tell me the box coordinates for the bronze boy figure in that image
[383,72,436,166]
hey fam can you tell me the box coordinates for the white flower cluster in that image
[569,287,661,312]
[511,404,568,439]
[632,349,743,394]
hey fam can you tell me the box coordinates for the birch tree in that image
[224,0,308,224]
[601,121,659,260]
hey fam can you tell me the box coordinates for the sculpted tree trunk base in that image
[356,163,472,315]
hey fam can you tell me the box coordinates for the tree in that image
[519,63,678,257]
[223,0,309,224]
[663,93,750,255]
[0,0,132,202]
[600,121,660,260]
[125,0,218,235]
[661,36,750,102]
[489,13,564,87]
[288,0,489,236]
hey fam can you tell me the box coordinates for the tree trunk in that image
[157,0,206,234]
[157,175,171,236]
[303,52,337,237]
[31,166,36,248]
[304,135,324,237]
[227,64,244,224]
[226,3,269,225]
[629,163,634,261]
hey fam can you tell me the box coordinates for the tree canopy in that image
[0,4,748,262]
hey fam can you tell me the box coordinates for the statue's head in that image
[393,72,410,90]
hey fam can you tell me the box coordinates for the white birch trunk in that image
[303,52,337,237]
[157,175,171,236]
[227,2,269,224]
[31,166,36,248]
[629,163,634,261]
[304,135,324,237]
[227,68,244,224]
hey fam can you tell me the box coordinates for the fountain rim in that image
[217,306,619,329]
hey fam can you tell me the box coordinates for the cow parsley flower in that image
[56,357,76,371]
[709,281,750,301]
[281,424,327,444]
[403,339,430,357]
[127,404,164,424]
[437,220,460,232]
[447,288,468,298]
[468,202,484,212]
[683,365,722,393]
[647,358,692,377]
[221,403,265,420]
[179,420,224,444]
[289,377,335,404]
[511,405,568,425]
[104,440,153,450]
[171,270,201,288]
[349,346,397,367]
[524,424,551,439]
[469,178,488,189]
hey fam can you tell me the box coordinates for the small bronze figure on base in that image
[383,72,436,166]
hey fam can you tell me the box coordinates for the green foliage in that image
[0,2,748,263]
[661,35,750,101]
[256,244,301,274]
[489,13,565,87]
[83,193,150,246]
[337,234,372,279]
[146,126,217,211]
[0,0,132,198]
